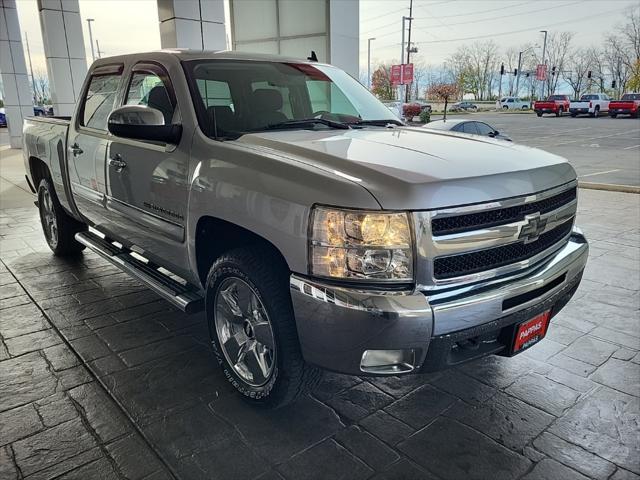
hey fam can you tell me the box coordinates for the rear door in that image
[104,62,190,270]
[67,64,124,225]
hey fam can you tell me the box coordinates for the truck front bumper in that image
[290,228,588,376]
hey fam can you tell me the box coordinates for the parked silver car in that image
[424,119,512,141]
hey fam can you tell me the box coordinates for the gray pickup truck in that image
[23,50,588,408]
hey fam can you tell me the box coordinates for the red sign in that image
[513,310,551,353]
[390,64,414,86]
[536,64,547,81]
[402,63,414,83]
[390,64,402,86]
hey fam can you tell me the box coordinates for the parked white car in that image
[569,93,611,117]
[499,97,530,110]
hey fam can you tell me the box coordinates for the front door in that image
[104,63,190,272]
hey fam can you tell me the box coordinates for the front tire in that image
[205,246,322,408]
[37,178,86,256]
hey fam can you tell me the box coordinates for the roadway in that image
[442,112,640,188]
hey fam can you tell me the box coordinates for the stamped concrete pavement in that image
[1,143,639,479]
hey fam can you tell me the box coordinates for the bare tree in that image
[605,34,631,97]
[564,48,592,98]
[32,68,50,105]
[544,32,574,95]
[586,47,608,93]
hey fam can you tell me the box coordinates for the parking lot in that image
[459,112,640,188]
[1,129,639,479]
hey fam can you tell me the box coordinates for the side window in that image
[81,74,121,130]
[461,122,479,134]
[125,69,175,124]
[196,79,233,110]
[251,81,293,118]
[507,98,514,103]
[475,122,494,136]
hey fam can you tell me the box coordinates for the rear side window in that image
[461,122,479,134]
[126,69,176,124]
[81,74,121,130]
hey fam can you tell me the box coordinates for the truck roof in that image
[90,49,325,68]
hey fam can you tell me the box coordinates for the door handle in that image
[70,143,83,156]
[108,154,127,173]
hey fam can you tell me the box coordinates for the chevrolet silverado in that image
[23,51,588,408]
[533,95,570,117]
[609,93,640,118]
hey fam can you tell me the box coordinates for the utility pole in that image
[87,18,96,62]
[515,51,523,96]
[24,32,35,94]
[405,0,413,102]
[367,37,375,90]
[96,39,104,59]
[539,30,548,100]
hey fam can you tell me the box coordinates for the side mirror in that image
[488,131,497,137]
[107,105,182,144]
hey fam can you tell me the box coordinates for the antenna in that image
[307,51,318,62]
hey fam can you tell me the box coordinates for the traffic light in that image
[587,70,592,79]
[514,68,518,76]
[612,80,616,88]
[551,66,556,76]
[500,64,505,75]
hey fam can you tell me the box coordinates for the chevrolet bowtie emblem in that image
[519,212,547,243]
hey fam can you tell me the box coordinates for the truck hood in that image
[236,127,576,210]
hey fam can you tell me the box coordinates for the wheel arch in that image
[194,215,291,288]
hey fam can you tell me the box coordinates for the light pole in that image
[367,37,375,90]
[400,15,413,101]
[96,39,104,59]
[539,30,548,100]
[86,18,96,62]
[515,46,536,97]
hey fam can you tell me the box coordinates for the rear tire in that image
[570,112,577,118]
[593,106,600,118]
[205,246,322,409]
[503,106,508,110]
[37,178,86,256]
[610,113,617,118]
[556,107,564,117]
[536,112,543,117]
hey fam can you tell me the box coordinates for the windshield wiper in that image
[262,118,351,130]
[352,119,404,127]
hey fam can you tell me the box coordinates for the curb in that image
[579,181,640,194]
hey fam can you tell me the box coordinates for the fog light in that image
[360,349,415,375]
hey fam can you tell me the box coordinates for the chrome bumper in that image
[289,228,588,375]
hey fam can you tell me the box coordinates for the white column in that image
[37,0,87,117]
[0,0,33,148]
[329,0,359,78]
[158,0,226,51]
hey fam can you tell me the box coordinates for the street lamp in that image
[86,18,96,62]
[367,37,376,90]
[515,45,536,96]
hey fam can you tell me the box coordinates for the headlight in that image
[309,206,414,282]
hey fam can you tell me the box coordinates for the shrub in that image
[402,103,422,119]
[419,109,430,123]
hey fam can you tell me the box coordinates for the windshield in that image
[621,93,640,101]
[580,94,598,100]
[183,60,400,138]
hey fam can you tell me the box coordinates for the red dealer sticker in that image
[513,311,551,353]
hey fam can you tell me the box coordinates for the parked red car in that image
[609,93,640,118]
[533,95,571,117]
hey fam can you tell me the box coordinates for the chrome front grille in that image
[414,181,578,289]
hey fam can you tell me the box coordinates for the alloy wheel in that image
[40,188,58,247]
[214,277,276,386]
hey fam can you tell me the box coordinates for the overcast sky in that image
[14,0,638,75]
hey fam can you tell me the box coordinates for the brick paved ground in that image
[1,143,639,479]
